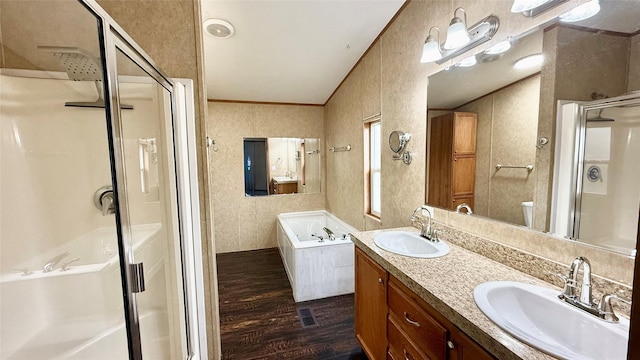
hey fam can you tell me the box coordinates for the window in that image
[365,120,381,217]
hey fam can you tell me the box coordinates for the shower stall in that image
[1,0,207,359]
[551,92,640,254]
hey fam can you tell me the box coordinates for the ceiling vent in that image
[204,19,234,39]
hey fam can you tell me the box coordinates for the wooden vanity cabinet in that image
[428,112,477,211]
[355,247,388,360]
[271,180,297,194]
[355,249,495,360]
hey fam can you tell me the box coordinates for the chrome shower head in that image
[587,108,614,122]
[37,46,133,110]
[38,46,102,81]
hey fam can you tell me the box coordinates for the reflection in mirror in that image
[243,137,321,197]
[552,95,640,255]
[426,0,640,255]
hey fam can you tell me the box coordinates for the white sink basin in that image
[474,281,629,360]
[373,231,449,258]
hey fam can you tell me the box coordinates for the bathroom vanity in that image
[352,228,566,360]
[355,247,493,360]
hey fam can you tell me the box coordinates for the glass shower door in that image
[576,96,640,253]
[107,42,189,359]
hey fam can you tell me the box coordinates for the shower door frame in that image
[78,0,206,359]
[572,92,640,243]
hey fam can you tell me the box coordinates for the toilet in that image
[521,201,533,228]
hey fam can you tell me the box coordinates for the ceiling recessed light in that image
[204,18,235,39]
[514,53,544,69]
[559,0,600,23]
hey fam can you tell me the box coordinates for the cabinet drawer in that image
[388,313,429,360]
[388,278,447,360]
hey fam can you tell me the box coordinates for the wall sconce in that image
[420,10,499,65]
[511,0,569,18]
[443,8,471,50]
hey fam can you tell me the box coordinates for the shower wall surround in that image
[0,76,161,271]
[207,102,325,253]
[324,0,634,291]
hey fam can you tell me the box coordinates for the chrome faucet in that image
[323,227,335,241]
[569,256,592,304]
[455,203,473,215]
[43,252,70,273]
[554,256,630,322]
[311,233,324,242]
[410,205,438,242]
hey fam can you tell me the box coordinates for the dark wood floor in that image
[217,248,367,360]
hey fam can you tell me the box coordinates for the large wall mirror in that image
[426,0,640,255]
[243,137,321,196]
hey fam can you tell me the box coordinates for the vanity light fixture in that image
[484,39,512,55]
[456,55,477,67]
[513,0,569,18]
[420,26,443,63]
[511,0,551,13]
[514,53,544,69]
[443,8,471,50]
[420,14,500,65]
[559,0,600,23]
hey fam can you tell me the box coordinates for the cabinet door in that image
[452,156,476,197]
[448,326,496,360]
[453,113,477,155]
[355,248,388,360]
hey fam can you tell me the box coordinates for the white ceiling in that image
[200,0,404,105]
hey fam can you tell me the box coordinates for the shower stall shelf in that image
[0,1,207,359]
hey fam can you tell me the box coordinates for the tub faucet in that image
[43,252,70,273]
[311,233,324,242]
[411,205,436,241]
[94,186,115,216]
[455,203,473,215]
[323,227,335,241]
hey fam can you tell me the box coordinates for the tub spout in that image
[323,227,335,241]
[43,252,70,272]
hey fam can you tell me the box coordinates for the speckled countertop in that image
[351,227,559,360]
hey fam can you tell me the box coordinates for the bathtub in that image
[277,210,358,302]
[0,223,163,360]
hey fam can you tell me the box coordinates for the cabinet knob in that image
[378,277,383,284]
[447,340,455,349]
